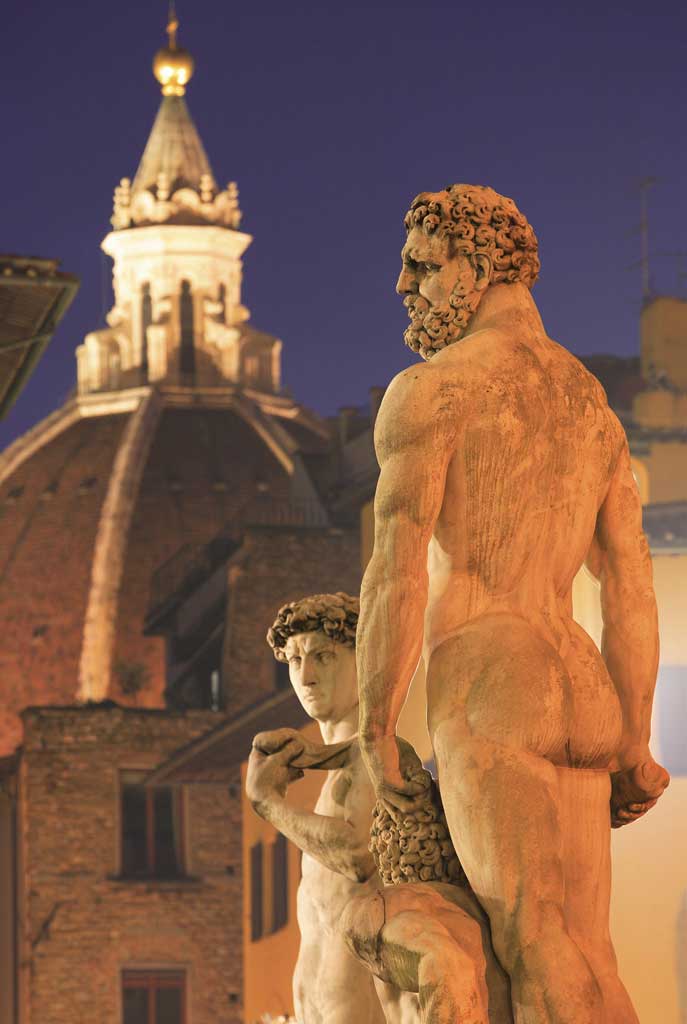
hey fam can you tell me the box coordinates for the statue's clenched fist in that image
[245,731,305,811]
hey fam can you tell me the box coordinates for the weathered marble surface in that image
[355,184,670,1024]
[246,593,385,1024]
[342,739,513,1024]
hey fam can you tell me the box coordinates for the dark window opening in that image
[140,283,152,381]
[218,282,226,323]
[250,841,264,941]
[166,633,224,711]
[179,280,195,383]
[122,969,185,1024]
[271,833,288,933]
[120,772,184,878]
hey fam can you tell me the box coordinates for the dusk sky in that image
[2,0,686,446]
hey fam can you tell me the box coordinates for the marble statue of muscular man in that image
[340,738,513,1024]
[245,592,385,1024]
[356,184,670,1024]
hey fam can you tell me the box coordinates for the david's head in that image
[267,592,359,725]
[398,184,540,360]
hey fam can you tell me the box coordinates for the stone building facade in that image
[1,707,241,1024]
[0,15,365,1024]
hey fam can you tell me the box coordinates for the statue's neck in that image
[467,282,546,342]
[318,704,359,745]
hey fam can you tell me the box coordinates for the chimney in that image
[337,406,358,447]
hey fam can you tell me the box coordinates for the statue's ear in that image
[471,251,493,291]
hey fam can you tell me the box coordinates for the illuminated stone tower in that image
[76,9,280,395]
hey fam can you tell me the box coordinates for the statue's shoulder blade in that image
[375,360,462,457]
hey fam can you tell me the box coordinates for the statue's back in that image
[428,330,620,653]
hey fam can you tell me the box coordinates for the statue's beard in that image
[403,288,482,360]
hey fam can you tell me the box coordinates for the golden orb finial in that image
[153,3,195,96]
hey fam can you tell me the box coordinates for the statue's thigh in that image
[431,721,566,940]
[299,927,385,1024]
[556,766,613,957]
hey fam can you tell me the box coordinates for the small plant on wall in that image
[113,659,150,704]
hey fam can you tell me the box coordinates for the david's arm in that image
[246,738,376,881]
[357,366,455,784]
[254,795,376,882]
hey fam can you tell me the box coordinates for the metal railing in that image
[148,497,330,617]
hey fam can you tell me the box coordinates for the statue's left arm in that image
[357,363,456,808]
[586,416,670,825]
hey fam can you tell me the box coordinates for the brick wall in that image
[107,407,294,708]
[222,525,361,719]
[0,403,307,755]
[18,706,242,1024]
[0,416,127,754]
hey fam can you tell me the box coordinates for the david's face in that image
[284,631,358,725]
[397,225,483,359]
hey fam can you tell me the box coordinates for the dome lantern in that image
[153,4,194,96]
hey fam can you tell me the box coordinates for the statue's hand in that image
[245,731,305,811]
[360,734,430,817]
[610,751,670,828]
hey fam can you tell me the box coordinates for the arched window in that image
[140,283,152,381]
[179,280,195,383]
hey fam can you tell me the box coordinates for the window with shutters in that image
[250,841,264,941]
[270,832,289,933]
[122,969,185,1024]
[120,771,184,879]
[249,834,290,941]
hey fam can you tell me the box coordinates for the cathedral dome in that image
[0,390,331,755]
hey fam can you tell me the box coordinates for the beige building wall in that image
[241,722,321,1024]
[640,297,687,393]
[573,552,687,1024]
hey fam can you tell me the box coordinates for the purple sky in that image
[2,0,686,447]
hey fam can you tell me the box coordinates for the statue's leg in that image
[427,619,609,1024]
[295,927,386,1024]
[557,766,638,1022]
[341,892,491,1024]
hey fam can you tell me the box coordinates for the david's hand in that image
[360,734,429,816]
[245,732,305,813]
[611,750,670,828]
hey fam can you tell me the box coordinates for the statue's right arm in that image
[245,742,376,882]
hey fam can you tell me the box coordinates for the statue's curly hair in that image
[369,746,467,888]
[404,183,540,290]
[266,592,359,662]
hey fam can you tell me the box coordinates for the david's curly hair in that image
[266,592,359,662]
[404,183,540,291]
